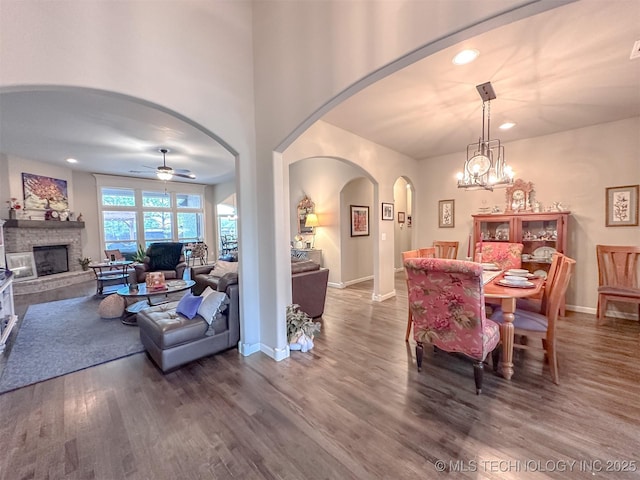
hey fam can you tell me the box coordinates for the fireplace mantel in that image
[3,219,85,229]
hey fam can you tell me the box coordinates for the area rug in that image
[0,296,144,394]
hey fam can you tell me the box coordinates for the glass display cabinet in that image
[473,211,570,276]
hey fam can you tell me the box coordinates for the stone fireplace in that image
[3,219,93,294]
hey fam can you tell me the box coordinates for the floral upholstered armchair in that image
[404,258,500,394]
[476,242,524,271]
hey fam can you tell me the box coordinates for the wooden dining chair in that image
[517,252,565,314]
[433,241,459,259]
[596,245,640,324]
[104,249,125,262]
[491,256,575,384]
[402,248,436,341]
[402,250,421,341]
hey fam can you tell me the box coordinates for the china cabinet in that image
[473,211,570,276]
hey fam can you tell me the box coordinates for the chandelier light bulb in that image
[456,172,464,180]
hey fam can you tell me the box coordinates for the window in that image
[99,185,204,259]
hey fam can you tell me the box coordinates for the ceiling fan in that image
[129,148,196,180]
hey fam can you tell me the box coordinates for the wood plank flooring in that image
[1,275,639,479]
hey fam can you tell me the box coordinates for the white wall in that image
[341,178,375,285]
[284,121,419,298]
[393,177,412,269]
[417,117,640,316]
[289,156,372,287]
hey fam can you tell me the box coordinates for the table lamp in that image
[304,213,320,248]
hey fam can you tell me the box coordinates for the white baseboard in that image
[260,343,290,361]
[327,281,345,289]
[372,290,396,302]
[343,275,374,287]
[565,304,638,321]
[238,341,261,356]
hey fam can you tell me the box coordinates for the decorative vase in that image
[82,265,89,271]
[8,209,16,220]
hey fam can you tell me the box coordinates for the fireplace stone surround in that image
[3,219,93,295]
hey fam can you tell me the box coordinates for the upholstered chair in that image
[490,256,575,384]
[404,257,501,394]
[134,242,187,283]
[476,242,524,271]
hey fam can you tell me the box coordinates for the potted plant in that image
[286,304,321,352]
[132,244,146,263]
[78,257,92,271]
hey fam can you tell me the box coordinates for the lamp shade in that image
[304,213,320,228]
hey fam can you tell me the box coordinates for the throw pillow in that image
[200,286,215,300]
[176,292,204,320]
[212,260,238,278]
[197,290,229,325]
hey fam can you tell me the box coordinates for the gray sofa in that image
[192,259,329,318]
[136,273,239,372]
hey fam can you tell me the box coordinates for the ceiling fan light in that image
[157,171,173,181]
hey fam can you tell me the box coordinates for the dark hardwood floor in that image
[1,275,639,479]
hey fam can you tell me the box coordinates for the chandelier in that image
[457,82,514,191]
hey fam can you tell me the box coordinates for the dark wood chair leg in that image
[416,342,424,371]
[491,347,500,372]
[473,361,484,395]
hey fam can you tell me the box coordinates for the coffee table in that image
[116,279,195,325]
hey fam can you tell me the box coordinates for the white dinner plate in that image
[482,263,500,271]
[534,269,548,279]
[497,279,535,288]
[506,269,529,276]
[533,246,557,258]
[504,275,529,283]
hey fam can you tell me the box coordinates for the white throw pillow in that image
[197,290,229,325]
[200,286,215,300]
[212,260,238,278]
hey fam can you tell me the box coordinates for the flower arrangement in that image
[78,257,92,270]
[6,198,22,211]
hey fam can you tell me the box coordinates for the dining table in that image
[483,270,544,380]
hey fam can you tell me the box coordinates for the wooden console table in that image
[291,248,322,266]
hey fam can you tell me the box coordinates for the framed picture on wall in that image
[606,184,639,226]
[6,252,38,281]
[398,212,405,223]
[381,202,394,221]
[350,205,370,237]
[438,199,455,228]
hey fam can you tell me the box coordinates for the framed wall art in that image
[22,172,69,211]
[438,199,455,228]
[381,202,394,221]
[606,184,639,227]
[6,252,38,281]
[350,205,370,237]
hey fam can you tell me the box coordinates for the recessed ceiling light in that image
[66,158,78,163]
[452,49,479,65]
[499,122,516,130]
